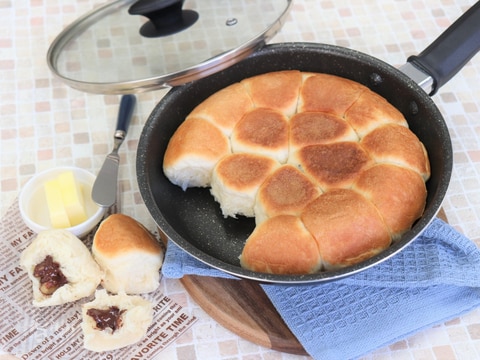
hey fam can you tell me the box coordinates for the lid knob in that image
[128,0,199,38]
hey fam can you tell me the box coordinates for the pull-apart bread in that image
[20,229,102,307]
[163,70,430,275]
[92,214,164,294]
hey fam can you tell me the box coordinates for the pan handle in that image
[405,1,480,95]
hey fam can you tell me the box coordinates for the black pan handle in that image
[407,1,480,95]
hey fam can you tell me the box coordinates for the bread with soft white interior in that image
[163,117,230,190]
[20,229,102,307]
[210,153,279,218]
[81,289,153,352]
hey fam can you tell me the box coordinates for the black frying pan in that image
[136,2,480,284]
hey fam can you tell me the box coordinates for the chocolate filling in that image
[33,255,68,295]
[87,306,126,333]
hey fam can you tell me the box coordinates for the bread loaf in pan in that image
[163,70,430,274]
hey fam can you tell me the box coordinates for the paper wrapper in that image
[0,201,197,359]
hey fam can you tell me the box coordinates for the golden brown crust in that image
[210,153,280,217]
[231,108,289,163]
[290,142,374,190]
[301,189,391,270]
[241,70,303,116]
[163,117,230,169]
[214,153,279,192]
[289,111,358,153]
[255,164,321,223]
[360,123,431,180]
[298,73,365,115]
[345,89,408,137]
[353,164,427,239]
[93,214,162,258]
[187,82,254,135]
[240,215,322,274]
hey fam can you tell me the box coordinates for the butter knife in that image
[92,94,136,207]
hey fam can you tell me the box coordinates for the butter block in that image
[58,171,88,226]
[44,179,71,228]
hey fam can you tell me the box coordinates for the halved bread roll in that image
[240,215,322,274]
[92,214,164,294]
[210,153,280,218]
[81,289,153,352]
[301,189,391,270]
[20,229,102,307]
[163,117,230,190]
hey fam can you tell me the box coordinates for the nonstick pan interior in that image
[137,43,452,284]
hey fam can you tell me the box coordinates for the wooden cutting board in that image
[179,209,448,355]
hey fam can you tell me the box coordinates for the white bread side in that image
[92,214,164,294]
[163,117,230,190]
[81,289,153,352]
[210,153,279,218]
[19,229,102,307]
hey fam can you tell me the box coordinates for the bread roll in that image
[241,70,303,116]
[301,189,391,270]
[210,153,279,218]
[163,117,230,190]
[360,123,431,180]
[345,89,408,138]
[254,164,321,224]
[289,142,374,191]
[353,163,427,239]
[92,214,163,294]
[19,229,102,307]
[298,73,365,115]
[81,289,153,352]
[231,108,289,163]
[186,82,254,135]
[240,215,322,274]
[289,111,358,153]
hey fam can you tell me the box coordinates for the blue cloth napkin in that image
[162,218,480,360]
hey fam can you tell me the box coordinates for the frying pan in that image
[137,2,480,284]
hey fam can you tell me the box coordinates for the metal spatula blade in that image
[92,94,136,207]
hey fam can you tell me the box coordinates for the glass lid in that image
[47,0,292,94]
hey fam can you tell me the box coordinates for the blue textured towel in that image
[162,218,480,359]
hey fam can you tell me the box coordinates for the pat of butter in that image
[57,171,88,226]
[44,178,71,228]
[43,171,88,229]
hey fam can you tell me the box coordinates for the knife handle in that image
[115,94,136,139]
